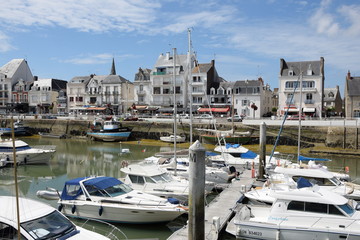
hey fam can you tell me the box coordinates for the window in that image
[176,86,181,94]
[303,81,315,88]
[289,70,294,76]
[305,202,327,214]
[139,85,143,91]
[242,100,249,106]
[163,88,170,94]
[329,205,345,216]
[210,88,215,95]
[153,87,161,94]
[138,96,144,102]
[69,97,74,102]
[218,88,224,95]
[285,81,299,89]
[328,92,334,98]
[288,201,304,211]
[129,175,145,184]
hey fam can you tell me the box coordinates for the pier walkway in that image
[168,168,255,240]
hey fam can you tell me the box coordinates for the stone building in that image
[278,57,325,118]
[344,71,360,118]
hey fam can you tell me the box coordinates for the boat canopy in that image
[298,155,330,162]
[60,176,123,200]
[241,150,257,159]
[226,143,240,149]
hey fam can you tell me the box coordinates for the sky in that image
[0,0,359,95]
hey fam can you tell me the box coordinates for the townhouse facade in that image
[67,59,134,115]
[208,78,273,118]
[28,78,67,114]
[344,71,360,118]
[323,85,342,116]
[278,57,325,118]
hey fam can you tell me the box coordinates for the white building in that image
[0,59,34,113]
[278,57,325,118]
[28,78,67,114]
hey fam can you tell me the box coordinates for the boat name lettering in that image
[268,216,288,221]
[240,229,262,237]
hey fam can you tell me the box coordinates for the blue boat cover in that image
[225,143,240,149]
[241,150,257,159]
[298,155,330,162]
[60,176,123,200]
[297,177,312,188]
[206,151,219,156]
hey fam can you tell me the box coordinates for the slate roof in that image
[154,53,188,68]
[280,59,322,76]
[135,68,151,81]
[347,76,360,96]
[69,76,92,84]
[0,59,26,78]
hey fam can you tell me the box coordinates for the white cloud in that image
[0,31,14,52]
[0,0,160,32]
[63,53,140,65]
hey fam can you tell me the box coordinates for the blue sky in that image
[0,0,359,95]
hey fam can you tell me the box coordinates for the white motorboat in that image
[121,162,213,204]
[160,135,186,143]
[209,143,290,167]
[0,137,56,167]
[245,163,360,204]
[145,156,238,185]
[0,195,110,239]
[57,176,187,224]
[232,186,360,239]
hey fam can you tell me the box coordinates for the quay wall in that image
[1,118,358,149]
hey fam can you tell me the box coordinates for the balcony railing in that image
[153,72,166,75]
[286,99,295,105]
[304,99,314,104]
[137,90,146,95]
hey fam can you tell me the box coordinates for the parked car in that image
[124,116,139,121]
[195,114,214,119]
[262,112,273,117]
[227,115,243,122]
[287,114,305,120]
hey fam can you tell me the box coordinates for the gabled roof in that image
[234,79,262,88]
[323,88,338,101]
[0,59,27,78]
[347,76,360,96]
[95,74,130,84]
[219,81,235,89]
[192,63,212,74]
[135,68,151,81]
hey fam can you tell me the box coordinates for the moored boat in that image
[232,186,360,239]
[87,119,131,142]
[160,135,186,143]
[0,195,111,239]
[57,176,187,224]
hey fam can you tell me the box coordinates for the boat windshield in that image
[21,210,76,240]
[85,183,133,197]
[151,173,172,183]
[330,177,342,186]
[338,202,355,217]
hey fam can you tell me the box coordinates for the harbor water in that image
[1,136,360,239]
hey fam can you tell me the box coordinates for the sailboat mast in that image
[297,70,303,162]
[11,117,21,239]
[173,48,177,175]
[188,28,193,144]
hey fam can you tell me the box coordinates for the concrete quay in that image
[168,168,255,240]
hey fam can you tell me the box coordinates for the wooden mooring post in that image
[188,140,206,240]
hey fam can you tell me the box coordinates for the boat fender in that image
[71,205,76,214]
[24,157,27,164]
[58,204,63,212]
[99,206,103,216]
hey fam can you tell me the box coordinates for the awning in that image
[157,107,174,112]
[212,107,230,113]
[197,107,230,113]
[86,107,106,110]
[134,105,147,110]
[283,107,299,112]
[198,107,211,112]
[303,107,316,113]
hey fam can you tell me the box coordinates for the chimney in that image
[347,70,351,80]
[211,59,215,67]
[33,76,38,81]
[166,52,170,60]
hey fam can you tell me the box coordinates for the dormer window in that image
[307,64,313,75]
[289,70,294,76]
[210,87,215,95]
[328,92,334,98]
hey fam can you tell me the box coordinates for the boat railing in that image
[274,215,358,229]
[34,145,56,151]
[78,218,127,240]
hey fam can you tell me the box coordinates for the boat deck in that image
[168,167,256,240]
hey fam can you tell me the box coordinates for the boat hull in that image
[59,201,184,224]
[0,150,55,166]
[236,222,360,240]
[160,136,186,143]
[201,134,251,144]
[87,131,131,142]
